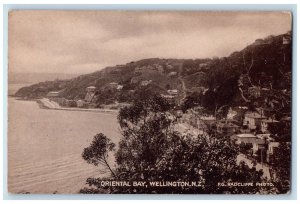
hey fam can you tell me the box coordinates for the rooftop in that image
[245,112,267,119]
[236,133,257,138]
[200,115,216,121]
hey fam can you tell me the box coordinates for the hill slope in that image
[15,32,292,117]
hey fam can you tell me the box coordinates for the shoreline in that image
[39,98,119,114]
[12,97,119,115]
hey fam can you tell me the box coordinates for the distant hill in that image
[9,72,80,85]
[15,32,292,118]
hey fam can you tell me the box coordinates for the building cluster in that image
[47,86,97,108]
[46,81,127,108]
[180,106,290,164]
[231,133,279,162]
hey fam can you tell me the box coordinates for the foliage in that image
[82,133,116,177]
[270,142,291,193]
[181,92,203,113]
[81,95,267,194]
[268,122,291,142]
[68,100,77,107]
[16,32,291,117]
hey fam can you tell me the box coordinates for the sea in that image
[8,95,121,194]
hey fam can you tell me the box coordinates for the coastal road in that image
[40,98,60,109]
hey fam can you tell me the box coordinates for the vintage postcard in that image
[8,10,292,194]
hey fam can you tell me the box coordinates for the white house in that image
[232,133,257,145]
[167,72,177,77]
[47,91,60,98]
[76,99,85,108]
[109,82,118,89]
[141,80,152,86]
[167,89,178,95]
[231,133,266,153]
[86,86,96,92]
[243,112,267,130]
[117,85,124,90]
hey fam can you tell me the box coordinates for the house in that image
[117,85,124,90]
[227,106,248,123]
[109,82,119,89]
[216,120,240,134]
[248,86,261,98]
[141,80,152,86]
[47,91,60,98]
[243,111,267,130]
[199,115,216,127]
[198,63,208,68]
[160,94,175,103]
[200,115,216,121]
[231,133,257,145]
[167,72,177,77]
[76,99,85,108]
[231,133,265,153]
[267,142,280,162]
[167,89,178,96]
[86,86,96,92]
[252,138,267,153]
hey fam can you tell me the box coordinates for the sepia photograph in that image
[7,10,292,194]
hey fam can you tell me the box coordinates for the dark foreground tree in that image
[81,95,272,194]
[269,142,291,194]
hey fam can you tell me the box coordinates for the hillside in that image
[9,72,79,85]
[15,32,292,117]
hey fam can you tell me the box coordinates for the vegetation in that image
[80,95,270,194]
[13,32,291,194]
[270,142,291,193]
[15,32,291,122]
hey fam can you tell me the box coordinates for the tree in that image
[270,142,291,194]
[181,92,202,113]
[82,133,116,178]
[81,95,267,194]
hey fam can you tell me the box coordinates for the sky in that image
[9,11,291,74]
